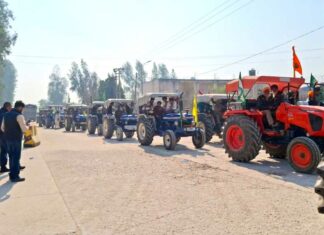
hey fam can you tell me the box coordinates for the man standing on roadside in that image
[0,102,12,173]
[1,101,28,182]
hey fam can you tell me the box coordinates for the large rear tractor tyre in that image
[163,130,177,150]
[223,115,261,162]
[103,118,114,139]
[287,137,321,174]
[192,128,206,149]
[263,142,287,159]
[65,118,71,132]
[125,131,135,138]
[116,126,124,141]
[97,124,103,136]
[198,113,214,143]
[137,118,155,146]
[88,117,97,135]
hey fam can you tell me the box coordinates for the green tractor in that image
[197,94,227,142]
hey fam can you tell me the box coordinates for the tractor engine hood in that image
[277,103,324,136]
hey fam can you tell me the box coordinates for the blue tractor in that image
[136,93,205,150]
[64,104,88,132]
[87,101,105,135]
[102,99,137,141]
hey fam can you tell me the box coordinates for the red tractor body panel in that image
[276,103,324,136]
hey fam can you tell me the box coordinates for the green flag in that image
[310,73,318,89]
[238,72,246,103]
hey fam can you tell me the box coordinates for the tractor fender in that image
[224,110,264,131]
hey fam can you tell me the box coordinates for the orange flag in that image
[292,46,303,77]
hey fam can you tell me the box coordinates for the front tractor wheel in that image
[163,130,177,150]
[223,115,261,162]
[287,137,321,174]
[103,118,114,139]
[192,128,206,149]
[136,118,154,146]
[116,126,124,141]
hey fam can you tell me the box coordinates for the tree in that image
[47,65,68,105]
[158,64,170,79]
[151,62,159,80]
[97,73,118,100]
[38,99,50,108]
[170,69,177,79]
[68,60,99,104]
[0,59,16,103]
[121,62,135,99]
[0,0,17,61]
[135,60,147,96]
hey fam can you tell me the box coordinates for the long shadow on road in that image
[0,174,14,203]
[232,157,317,188]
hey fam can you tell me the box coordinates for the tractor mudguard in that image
[224,109,264,131]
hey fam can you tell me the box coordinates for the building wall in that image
[141,79,231,109]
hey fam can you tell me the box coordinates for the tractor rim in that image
[138,123,146,140]
[226,125,244,151]
[164,133,171,147]
[291,143,312,168]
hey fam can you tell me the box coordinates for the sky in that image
[6,0,324,104]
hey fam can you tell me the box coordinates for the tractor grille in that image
[309,113,323,132]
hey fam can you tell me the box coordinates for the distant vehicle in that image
[48,105,65,128]
[23,104,37,123]
[197,94,227,142]
[102,99,136,141]
[87,101,105,135]
[64,104,88,132]
[136,92,205,150]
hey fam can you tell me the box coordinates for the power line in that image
[151,0,242,53]
[199,24,324,75]
[153,0,254,55]
[151,0,232,51]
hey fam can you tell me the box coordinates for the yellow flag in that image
[192,95,198,124]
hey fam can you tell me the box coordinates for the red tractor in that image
[223,75,324,174]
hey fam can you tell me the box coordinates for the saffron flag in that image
[292,46,303,77]
[192,95,198,124]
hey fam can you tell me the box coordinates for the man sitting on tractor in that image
[271,84,284,109]
[107,102,114,115]
[257,87,275,127]
[308,85,321,106]
[166,97,177,113]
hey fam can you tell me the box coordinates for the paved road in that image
[0,128,323,235]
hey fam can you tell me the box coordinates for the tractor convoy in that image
[35,75,324,175]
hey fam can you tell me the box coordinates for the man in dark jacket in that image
[257,87,275,127]
[0,102,12,173]
[1,101,28,182]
